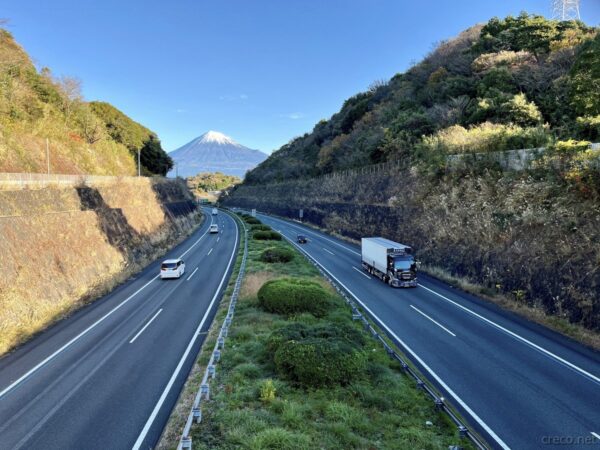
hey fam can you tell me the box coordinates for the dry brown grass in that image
[0,181,201,356]
[240,271,278,300]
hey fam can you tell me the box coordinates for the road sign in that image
[299,209,304,219]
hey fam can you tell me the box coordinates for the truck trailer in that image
[361,237,418,287]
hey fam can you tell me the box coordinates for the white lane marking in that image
[217,237,220,242]
[352,266,371,279]
[322,247,335,255]
[592,432,600,440]
[280,235,510,450]
[186,267,199,281]
[129,309,163,344]
[410,305,456,337]
[207,248,213,256]
[0,214,213,400]
[419,285,600,385]
[267,213,600,386]
[133,213,239,450]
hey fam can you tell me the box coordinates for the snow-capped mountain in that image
[168,131,267,178]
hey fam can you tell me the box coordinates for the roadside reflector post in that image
[200,384,210,400]
[208,365,216,378]
[217,337,225,349]
[352,312,361,321]
[192,407,202,423]
[416,379,425,390]
[213,349,221,362]
[435,397,444,411]
[221,327,229,337]
[458,425,468,438]
[181,436,192,449]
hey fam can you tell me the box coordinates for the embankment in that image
[225,165,600,332]
[0,177,201,355]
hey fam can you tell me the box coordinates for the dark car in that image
[297,234,308,244]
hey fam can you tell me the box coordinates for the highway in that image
[256,212,600,450]
[0,208,239,450]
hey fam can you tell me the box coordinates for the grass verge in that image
[164,213,472,449]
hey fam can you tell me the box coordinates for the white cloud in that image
[175,108,187,113]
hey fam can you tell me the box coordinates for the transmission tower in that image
[551,0,581,20]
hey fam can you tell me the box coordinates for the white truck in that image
[361,237,418,287]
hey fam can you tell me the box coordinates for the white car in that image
[160,258,185,279]
[210,224,219,233]
[212,208,218,215]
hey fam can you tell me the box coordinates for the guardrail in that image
[177,214,248,450]
[0,172,158,189]
[273,222,490,450]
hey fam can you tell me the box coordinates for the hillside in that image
[187,171,240,201]
[168,131,267,178]
[226,14,600,335]
[0,177,200,355]
[0,28,171,175]
[245,14,598,184]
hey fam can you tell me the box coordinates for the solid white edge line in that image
[132,213,239,450]
[0,213,213,400]
[322,247,335,255]
[266,213,600,386]
[186,267,199,281]
[410,305,456,337]
[419,285,600,385]
[278,233,511,450]
[352,266,371,279]
[129,309,163,344]
[591,432,600,440]
[207,248,213,256]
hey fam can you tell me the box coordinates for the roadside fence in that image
[0,173,162,190]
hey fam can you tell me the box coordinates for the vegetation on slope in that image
[0,28,171,175]
[244,14,598,184]
[90,102,173,176]
[188,171,241,193]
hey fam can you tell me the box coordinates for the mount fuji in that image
[167,131,267,178]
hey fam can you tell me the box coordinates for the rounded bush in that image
[253,231,282,241]
[274,337,366,387]
[244,217,261,225]
[267,322,365,354]
[260,247,294,263]
[257,278,332,317]
[251,224,272,231]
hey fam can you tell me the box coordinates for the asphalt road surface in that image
[0,208,238,450]
[256,212,600,450]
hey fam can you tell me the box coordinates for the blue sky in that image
[4,1,600,153]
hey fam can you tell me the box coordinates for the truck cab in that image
[361,237,418,288]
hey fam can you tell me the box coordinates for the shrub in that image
[253,231,282,241]
[259,379,276,403]
[257,278,333,317]
[266,322,366,354]
[244,216,261,224]
[260,247,294,263]
[251,224,272,231]
[419,122,550,154]
[274,337,367,387]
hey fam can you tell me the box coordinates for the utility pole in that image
[551,0,581,21]
[46,138,50,174]
[137,149,141,177]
